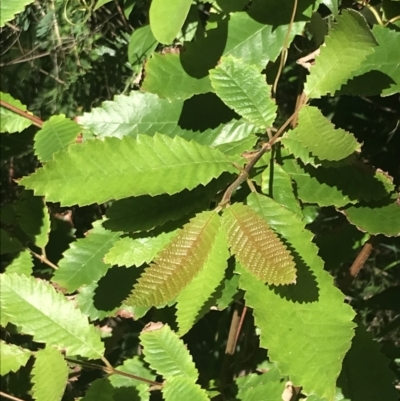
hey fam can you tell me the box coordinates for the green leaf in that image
[20,134,235,207]
[32,347,68,401]
[341,25,400,96]
[210,56,277,130]
[337,324,399,401]
[0,92,34,133]
[52,220,120,293]
[93,0,113,11]
[176,226,229,336]
[261,162,303,219]
[142,53,213,101]
[289,106,360,161]
[242,192,356,400]
[281,157,394,207]
[0,273,105,359]
[5,250,34,276]
[149,0,192,44]
[77,92,184,139]
[140,323,198,380]
[104,230,178,267]
[0,340,31,375]
[223,203,296,285]
[162,376,210,401]
[34,115,81,162]
[216,136,258,160]
[0,229,23,254]
[81,378,114,401]
[321,0,338,17]
[0,0,34,27]
[128,25,158,67]
[342,198,400,237]
[128,211,222,307]
[14,190,51,248]
[304,10,377,98]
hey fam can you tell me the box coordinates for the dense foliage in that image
[1,1,400,400]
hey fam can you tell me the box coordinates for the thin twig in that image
[349,237,375,278]
[0,391,26,401]
[0,99,43,128]
[29,249,59,270]
[272,0,299,96]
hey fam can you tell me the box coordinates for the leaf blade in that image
[0,340,31,375]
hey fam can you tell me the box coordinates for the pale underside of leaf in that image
[140,324,198,380]
[210,56,277,130]
[290,105,360,161]
[304,9,377,98]
[223,203,296,285]
[20,134,235,207]
[175,227,229,336]
[127,211,222,307]
[0,273,104,359]
[32,346,69,401]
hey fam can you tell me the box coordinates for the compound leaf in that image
[0,92,34,133]
[52,220,120,293]
[142,53,213,101]
[176,227,229,336]
[140,323,198,380]
[162,377,209,401]
[32,346,68,401]
[0,273,104,359]
[77,92,184,139]
[127,211,222,307]
[0,340,31,375]
[104,230,178,267]
[223,203,296,285]
[242,192,356,400]
[342,198,400,237]
[304,10,377,98]
[20,134,235,207]
[289,106,360,161]
[149,0,192,44]
[210,56,277,130]
[34,115,81,162]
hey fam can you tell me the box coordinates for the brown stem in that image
[29,249,58,270]
[0,99,43,128]
[349,237,375,277]
[219,106,303,207]
[111,368,162,388]
[0,391,26,401]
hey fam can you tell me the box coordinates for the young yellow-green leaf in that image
[0,340,31,375]
[140,323,198,380]
[243,192,356,400]
[176,227,229,336]
[142,53,213,101]
[289,106,360,161]
[104,230,178,267]
[162,377,210,401]
[342,198,400,237]
[14,190,51,249]
[5,250,33,276]
[223,203,296,285]
[210,56,277,130]
[261,162,303,219]
[52,220,120,293]
[127,211,222,307]
[20,134,235,207]
[34,115,81,162]
[128,24,158,67]
[150,0,192,44]
[32,347,68,401]
[0,92,34,133]
[0,273,104,359]
[304,9,377,98]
